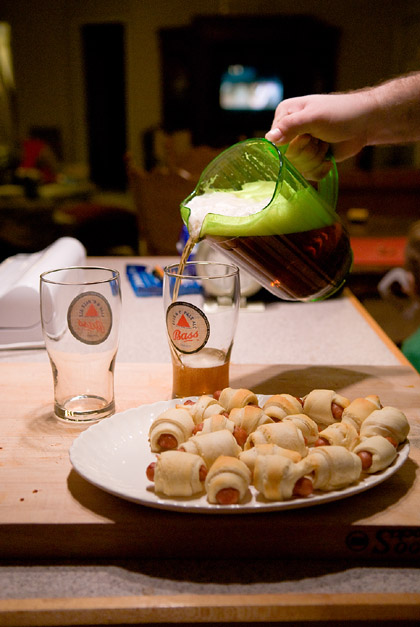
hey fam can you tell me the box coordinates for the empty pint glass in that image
[40,266,121,422]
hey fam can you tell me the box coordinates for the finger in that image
[265,127,285,143]
[285,134,314,153]
[300,139,330,168]
[267,101,308,142]
[273,109,315,142]
[300,160,333,182]
[286,135,325,162]
[285,136,330,175]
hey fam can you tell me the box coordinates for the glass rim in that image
[40,266,120,286]
[164,260,239,280]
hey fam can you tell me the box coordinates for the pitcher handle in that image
[317,152,338,211]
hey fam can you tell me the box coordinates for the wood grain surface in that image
[2,592,420,626]
[1,360,419,562]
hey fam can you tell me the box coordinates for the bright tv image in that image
[220,64,283,112]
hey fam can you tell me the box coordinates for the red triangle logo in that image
[177,314,190,328]
[85,303,99,317]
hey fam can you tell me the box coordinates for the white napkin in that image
[0,237,86,347]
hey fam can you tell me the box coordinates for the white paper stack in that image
[0,237,86,348]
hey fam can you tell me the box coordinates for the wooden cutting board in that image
[1,361,420,562]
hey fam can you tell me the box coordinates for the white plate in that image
[69,396,410,514]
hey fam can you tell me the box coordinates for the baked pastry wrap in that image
[262,394,303,421]
[317,421,360,450]
[218,387,258,411]
[205,455,251,504]
[181,429,241,467]
[303,445,362,491]
[153,450,205,497]
[341,395,382,432]
[302,389,350,427]
[149,407,195,452]
[353,435,398,473]
[283,413,319,446]
[239,443,302,473]
[183,395,225,424]
[229,405,273,434]
[199,414,235,435]
[360,406,410,444]
[253,454,310,501]
[244,421,308,457]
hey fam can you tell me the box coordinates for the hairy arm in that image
[265,72,420,178]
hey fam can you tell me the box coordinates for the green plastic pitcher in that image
[180,137,352,301]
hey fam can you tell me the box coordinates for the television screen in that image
[219,65,283,112]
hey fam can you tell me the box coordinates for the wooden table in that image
[1,254,419,625]
[1,357,420,625]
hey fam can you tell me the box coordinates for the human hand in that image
[282,134,333,181]
[266,93,370,172]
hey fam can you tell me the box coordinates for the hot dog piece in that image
[218,387,259,411]
[315,437,329,447]
[331,402,344,421]
[205,455,251,505]
[316,422,360,450]
[341,395,382,432]
[360,406,410,445]
[151,450,207,497]
[303,445,362,491]
[229,405,273,437]
[353,435,398,473]
[147,458,209,483]
[215,487,240,505]
[233,426,249,448]
[245,421,308,458]
[293,476,314,497]
[357,450,373,471]
[149,407,195,453]
[157,434,178,450]
[180,429,241,468]
[262,394,303,422]
[302,389,350,428]
[253,454,312,501]
[146,461,156,481]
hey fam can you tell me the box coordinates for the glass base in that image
[54,395,115,423]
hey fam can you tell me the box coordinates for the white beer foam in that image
[181,347,226,368]
[186,190,271,239]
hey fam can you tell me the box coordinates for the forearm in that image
[363,72,420,145]
[265,71,420,179]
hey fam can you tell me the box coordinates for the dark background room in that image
[2,0,420,342]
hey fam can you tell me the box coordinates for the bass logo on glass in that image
[166,302,210,354]
[67,291,112,345]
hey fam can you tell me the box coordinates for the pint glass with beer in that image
[163,261,240,398]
